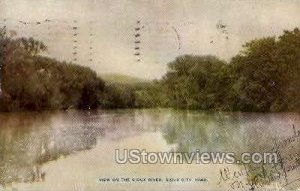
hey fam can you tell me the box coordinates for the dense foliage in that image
[0,27,299,112]
[0,28,111,111]
[138,28,300,112]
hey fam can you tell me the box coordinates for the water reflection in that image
[0,109,299,187]
[0,111,103,185]
[0,109,167,186]
[159,110,300,188]
[161,111,300,154]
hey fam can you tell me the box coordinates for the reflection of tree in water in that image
[161,110,300,187]
[162,111,210,152]
[0,111,104,186]
[164,111,239,152]
[161,111,287,154]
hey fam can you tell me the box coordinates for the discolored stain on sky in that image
[1,0,300,79]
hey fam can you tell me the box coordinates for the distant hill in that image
[100,73,151,85]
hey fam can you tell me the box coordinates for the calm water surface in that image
[0,109,299,190]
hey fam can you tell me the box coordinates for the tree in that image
[230,37,281,111]
[275,28,300,111]
[230,28,300,111]
[162,55,230,109]
[18,37,47,56]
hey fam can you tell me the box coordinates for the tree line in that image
[136,28,300,112]
[0,27,135,111]
[0,27,299,112]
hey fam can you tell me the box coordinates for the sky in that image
[1,0,300,79]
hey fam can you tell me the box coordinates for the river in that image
[0,109,299,190]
